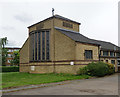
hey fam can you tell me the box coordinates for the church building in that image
[20,14,120,74]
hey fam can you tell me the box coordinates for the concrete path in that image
[3,73,118,95]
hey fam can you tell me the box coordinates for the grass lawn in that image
[2,72,91,89]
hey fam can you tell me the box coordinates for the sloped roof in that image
[28,14,80,28]
[55,27,120,51]
[54,15,81,24]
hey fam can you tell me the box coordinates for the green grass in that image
[2,72,91,89]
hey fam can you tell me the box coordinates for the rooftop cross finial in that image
[52,8,54,16]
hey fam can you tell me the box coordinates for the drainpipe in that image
[98,45,101,62]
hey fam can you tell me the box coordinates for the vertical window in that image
[103,51,108,56]
[85,50,93,59]
[111,60,115,64]
[30,30,50,62]
[38,31,41,61]
[46,31,50,60]
[110,51,114,57]
[35,32,37,60]
[42,31,45,60]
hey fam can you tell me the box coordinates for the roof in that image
[55,27,120,51]
[55,27,100,46]
[5,47,20,49]
[28,14,81,28]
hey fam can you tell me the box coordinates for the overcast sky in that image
[0,0,119,47]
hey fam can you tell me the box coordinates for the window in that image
[38,32,41,60]
[42,31,45,61]
[111,60,115,64]
[118,60,120,65]
[117,52,120,57]
[106,60,108,63]
[35,32,38,60]
[32,33,34,61]
[30,30,50,62]
[7,49,11,52]
[85,50,93,59]
[7,60,11,63]
[46,31,50,60]
[14,49,19,51]
[8,54,11,58]
[110,52,114,57]
[63,22,73,28]
[103,51,108,56]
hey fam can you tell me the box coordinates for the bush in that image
[87,62,109,77]
[78,62,115,77]
[77,66,88,75]
[107,63,115,74]
[1,66,19,72]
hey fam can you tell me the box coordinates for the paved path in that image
[3,74,118,95]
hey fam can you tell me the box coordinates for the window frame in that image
[103,51,108,56]
[84,50,93,60]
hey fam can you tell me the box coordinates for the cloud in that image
[1,26,15,31]
[14,13,33,23]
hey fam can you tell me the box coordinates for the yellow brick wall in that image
[55,29,76,61]
[29,66,53,73]
[54,18,79,32]
[75,42,99,60]
[19,38,29,72]
[20,38,29,64]
[55,65,86,74]
[20,65,30,72]
[100,57,118,72]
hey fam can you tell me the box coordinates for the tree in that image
[10,51,19,66]
[1,37,8,66]
[2,37,7,48]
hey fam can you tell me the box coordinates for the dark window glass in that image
[35,32,37,60]
[46,31,49,60]
[118,60,120,65]
[63,22,73,28]
[106,60,108,63]
[110,52,114,57]
[85,50,93,59]
[38,32,41,60]
[42,31,45,60]
[117,52,120,57]
[103,51,108,56]
[111,60,115,64]
[30,30,50,62]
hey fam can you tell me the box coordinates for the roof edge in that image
[28,15,81,28]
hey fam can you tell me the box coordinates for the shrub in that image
[78,62,115,77]
[1,66,19,72]
[87,62,109,77]
[77,66,88,75]
[107,63,115,74]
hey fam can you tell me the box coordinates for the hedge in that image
[1,66,19,72]
[78,62,115,77]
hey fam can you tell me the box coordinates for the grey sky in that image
[0,0,119,47]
